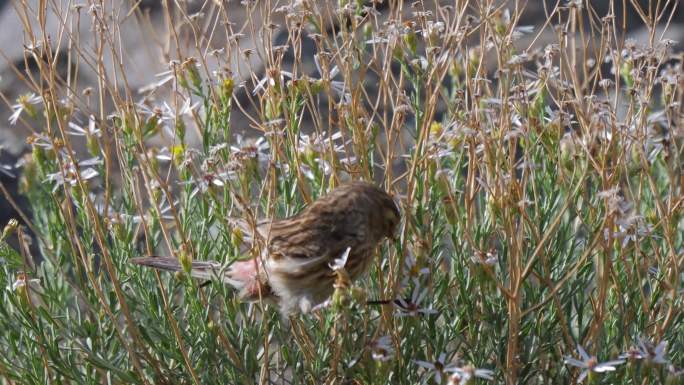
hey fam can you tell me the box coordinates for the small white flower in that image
[67,115,101,137]
[27,134,58,151]
[598,78,614,88]
[415,353,457,384]
[668,364,684,378]
[137,69,176,93]
[370,335,394,362]
[447,365,495,384]
[620,337,668,365]
[507,52,531,65]
[394,283,438,317]
[9,272,45,308]
[297,131,348,155]
[44,157,102,192]
[230,135,270,164]
[155,147,173,162]
[0,147,16,178]
[10,273,39,291]
[184,172,235,200]
[565,345,625,382]
[0,163,15,178]
[136,98,198,138]
[510,25,534,41]
[365,37,390,44]
[176,98,200,116]
[131,198,177,224]
[400,253,429,288]
[313,54,350,103]
[471,250,498,266]
[252,70,293,94]
[421,21,445,39]
[8,93,42,125]
[329,247,351,271]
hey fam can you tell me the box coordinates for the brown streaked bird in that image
[132,181,400,315]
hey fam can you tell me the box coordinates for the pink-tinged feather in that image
[226,259,271,301]
[131,256,271,301]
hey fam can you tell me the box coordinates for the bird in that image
[131,181,400,315]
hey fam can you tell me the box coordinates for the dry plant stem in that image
[136,158,202,385]
[2,0,683,383]
[17,5,163,383]
[0,181,42,240]
[33,51,157,385]
[15,226,54,383]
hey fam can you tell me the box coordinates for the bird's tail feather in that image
[131,256,266,300]
[131,256,239,286]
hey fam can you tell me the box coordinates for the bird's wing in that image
[264,219,357,277]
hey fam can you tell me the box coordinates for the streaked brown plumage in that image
[132,181,400,315]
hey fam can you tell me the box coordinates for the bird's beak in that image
[390,226,400,242]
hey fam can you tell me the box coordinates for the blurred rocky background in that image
[0,0,682,227]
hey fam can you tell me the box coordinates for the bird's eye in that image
[384,207,397,221]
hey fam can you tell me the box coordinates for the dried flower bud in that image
[363,23,373,41]
[174,271,186,282]
[30,143,47,175]
[221,77,234,99]
[598,78,614,89]
[1,219,19,241]
[18,155,36,194]
[12,272,44,309]
[86,135,100,157]
[182,58,202,89]
[467,48,481,77]
[171,144,186,168]
[231,227,244,248]
[179,246,192,274]
[332,281,351,309]
[620,60,634,88]
[559,133,577,169]
[442,196,458,225]
[403,29,417,56]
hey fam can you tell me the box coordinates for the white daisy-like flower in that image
[230,135,271,164]
[620,337,668,365]
[415,353,457,384]
[394,283,438,317]
[564,345,625,382]
[9,272,45,308]
[8,93,42,125]
[329,247,351,271]
[370,335,394,362]
[67,115,101,137]
[252,69,294,95]
[447,365,495,384]
[44,157,102,192]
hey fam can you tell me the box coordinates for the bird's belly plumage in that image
[264,245,375,313]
